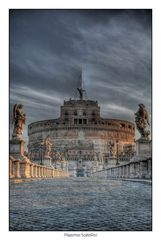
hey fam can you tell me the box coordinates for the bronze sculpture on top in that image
[135,103,150,140]
[12,104,26,139]
[77,70,86,100]
[77,87,85,100]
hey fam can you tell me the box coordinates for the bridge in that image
[9,139,152,231]
[10,177,152,231]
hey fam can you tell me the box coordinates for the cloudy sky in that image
[9,9,152,140]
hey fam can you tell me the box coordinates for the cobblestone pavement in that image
[9,178,152,231]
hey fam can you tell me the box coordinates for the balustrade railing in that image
[9,156,69,179]
[90,158,151,179]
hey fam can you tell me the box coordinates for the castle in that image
[28,85,135,176]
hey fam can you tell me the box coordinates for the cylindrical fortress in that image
[28,98,135,174]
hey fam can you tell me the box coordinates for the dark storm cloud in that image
[10,9,151,138]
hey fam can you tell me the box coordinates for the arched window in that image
[120,123,125,128]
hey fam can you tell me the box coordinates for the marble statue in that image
[43,136,52,157]
[108,141,115,157]
[12,104,26,139]
[135,104,150,139]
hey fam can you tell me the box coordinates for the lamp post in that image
[60,152,64,170]
[55,150,58,169]
[64,149,68,172]
[54,153,57,169]
[116,140,119,165]
[40,142,43,165]
[97,152,100,170]
[51,149,54,168]
[27,144,30,159]
[94,152,99,171]
[56,149,63,169]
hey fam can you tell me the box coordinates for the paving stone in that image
[9,178,152,231]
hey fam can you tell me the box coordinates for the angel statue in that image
[43,136,52,158]
[108,141,115,158]
[12,104,26,139]
[77,87,85,100]
[135,104,150,139]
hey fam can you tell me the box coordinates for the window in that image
[79,119,82,124]
[74,119,77,124]
[83,119,87,124]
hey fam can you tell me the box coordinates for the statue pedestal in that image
[42,156,51,167]
[106,157,117,168]
[130,138,152,162]
[136,138,151,157]
[56,162,62,170]
[61,161,67,170]
[20,157,31,178]
[10,138,25,159]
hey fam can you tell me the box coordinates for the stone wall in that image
[27,98,135,175]
[28,122,135,164]
[9,156,69,179]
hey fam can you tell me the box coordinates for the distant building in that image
[28,88,135,176]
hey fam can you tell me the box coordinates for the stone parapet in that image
[9,156,69,179]
[90,157,152,179]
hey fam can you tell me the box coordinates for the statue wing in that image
[77,88,81,94]
[145,110,150,125]
[12,104,18,123]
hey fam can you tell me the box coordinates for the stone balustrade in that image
[89,158,152,179]
[9,156,69,179]
[89,139,152,180]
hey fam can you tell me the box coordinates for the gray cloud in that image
[10,9,152,139]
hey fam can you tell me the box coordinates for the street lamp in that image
[40,142,43,165]
[64,149,68,172]
[116,140,119,165]
[94,152,99,171]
